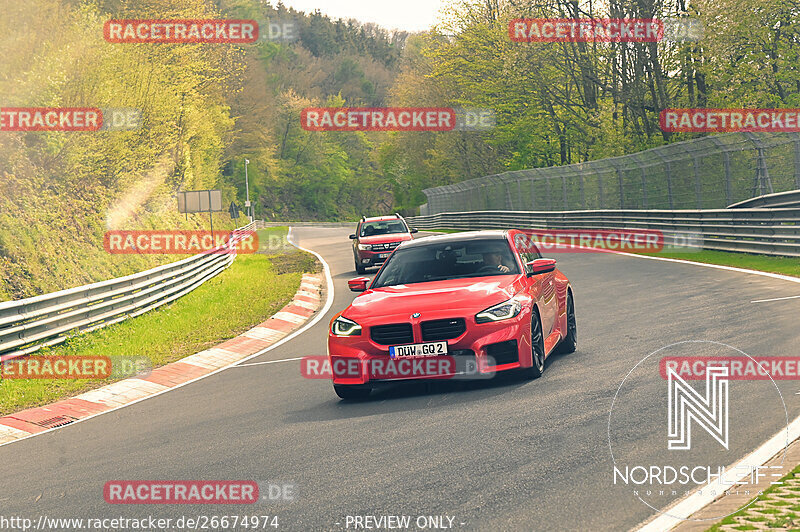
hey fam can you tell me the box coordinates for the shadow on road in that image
[282,358,581,423]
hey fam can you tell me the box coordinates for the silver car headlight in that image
[475,297,523,324]
[331,316,362,336]
[358,244,372,251]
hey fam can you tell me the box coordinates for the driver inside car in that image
[481,251,510,273]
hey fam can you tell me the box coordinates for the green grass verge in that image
[0,232,319,416]
[705,464,800,531]
[636,249,800,278]
[256,226,290,250]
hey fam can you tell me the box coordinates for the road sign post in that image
[245,158,253,223]
[177,190,224,233]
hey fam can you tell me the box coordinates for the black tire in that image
[333,384,371,400]
[355,260,366,275]
[522,309,546,379]
[555,291,577,355]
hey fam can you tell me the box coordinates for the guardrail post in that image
[530,175,536,210]
[709,136,733,206]
[667,162,674,209]
[598,171,605,209]
[744,132,775,197]
[631,154,647,209]
[580,172,586,210]
[793,132,800,189]
[723,152,732,206]
[641,168,648,209]
[653,149,674,209]
[694,156,702,209]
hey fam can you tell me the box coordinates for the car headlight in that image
[331,316,362,336]
[358,244,372,251]
[475,298,523,324]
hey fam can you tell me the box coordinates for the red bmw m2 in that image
[327,230,577,399]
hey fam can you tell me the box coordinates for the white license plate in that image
[378,253,390,258]
[389,341,448,359]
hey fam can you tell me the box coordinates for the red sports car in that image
[327,230,577,399]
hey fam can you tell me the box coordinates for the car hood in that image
[344,276,522,321]
[358,234,412,245]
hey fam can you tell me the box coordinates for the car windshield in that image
[360,220,407,237]
[371,239,520,288]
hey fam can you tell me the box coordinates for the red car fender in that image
[554,276,572,340]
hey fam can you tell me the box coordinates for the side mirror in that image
[348,277,370,292]
[410,228,419,234]
[526,258,557,276]
[349,234,357,240]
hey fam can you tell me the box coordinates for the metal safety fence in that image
[420,132,800,214]
[406,209,800,257]
[0,222,256,362]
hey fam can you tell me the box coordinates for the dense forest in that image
[1,0,797,298]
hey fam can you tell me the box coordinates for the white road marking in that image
[236,357,305,368]
[751,294,800,304]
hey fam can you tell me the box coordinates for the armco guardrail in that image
[728,189,800,209]
[258,221,356,228]
[406,209,800,257]
[0,222,256,362]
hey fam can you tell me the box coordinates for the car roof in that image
[400,230,509,249]
[362,216,401,222]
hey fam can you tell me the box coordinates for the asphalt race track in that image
[2,226,799,531]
